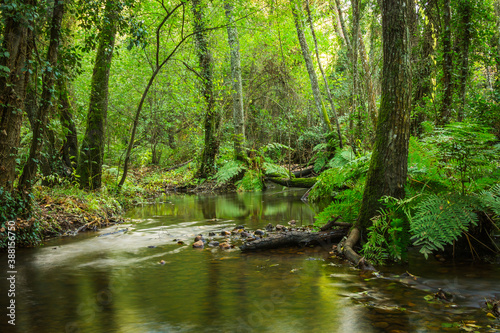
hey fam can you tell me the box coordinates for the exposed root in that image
[338,227,375,271]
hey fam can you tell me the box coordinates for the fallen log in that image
[164,159,193,172]
[267,176,317,188]
[292,165,315,177]
[240,229,348,251]
[319,216,353,231]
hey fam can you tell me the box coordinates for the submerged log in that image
[267,177,317,188]
[292,165,315,177]
[240,229,348,251]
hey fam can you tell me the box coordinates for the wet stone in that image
[372,322,389,329]
[208,232,216,236]
[208,241,220,247]
[193,240,204,248]
[254,229,265,236]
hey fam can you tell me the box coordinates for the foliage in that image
[309,148,370,202]
[362,196,411,265]
[215,160,246,185]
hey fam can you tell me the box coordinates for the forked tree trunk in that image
[0,0,36,191]
[18,0,65,190]
[78,0,119,190]
[224,1,246,159]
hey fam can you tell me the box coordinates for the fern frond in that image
[215,160,246,185]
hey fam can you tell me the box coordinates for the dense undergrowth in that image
[311,121,500,264]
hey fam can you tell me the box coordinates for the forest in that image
[0,0,500,267]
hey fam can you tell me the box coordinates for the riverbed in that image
[1,188,499,332]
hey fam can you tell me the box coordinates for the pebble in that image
[193,240,204,248]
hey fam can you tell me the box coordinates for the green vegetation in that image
[0,0,499,263]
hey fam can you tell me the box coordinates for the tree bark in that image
[193,0,219,179]
[0,0,36,191]
[18,0,65,191]
[267,176,317,188]
[224,1,246,159]
[78,0,119,190]
[59,78,79,172]
[358,29,378,128]
[455,0,472,122]
[290,0,333,132]
[357,0,412,229]
[305,0,343,148]
[438,0,453,126]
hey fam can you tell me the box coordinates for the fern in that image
[236,169,264,191]
[262,161,290,178]
[215,160,246,185]
[477,184,500,217]
[409,194,479,258]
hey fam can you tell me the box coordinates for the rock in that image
[219,242,231,250]
[265,223,274,231]
[159,260,166,265]
[254,229,265,236]
[208,241,220,247]
[208,232,216,236]
[235,225,245,229]
[221,230,231,236]
[194,235,204,242]
[241,232,252,238]
[148,245,156,248]
[276,224,284,231]
[193,240,204,248]
[288,220,296,226]
[177,240,185,245]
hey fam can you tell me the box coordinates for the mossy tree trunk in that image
[224,1,246,159]
[0,0,36,192]
[412,0,436,135]
[455,0,473,122]
[438,0,453,126]
[78,0,119,190]
[193,0,219,179]
[290,0,333,132]
[59,78,79,172]
[18,0,65,191]
[356,0,412,230]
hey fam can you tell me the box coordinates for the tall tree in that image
[193,0,219,178]
[290,0,333,132]
[455,0,473,121]
[438,0,453,125]
[224,0,246,158]
[345,0,412,264]
[0,0,36,192]
[59,78,79,172]
[77,0,120,189]
[304,0,343,148]
[18,0,66,191]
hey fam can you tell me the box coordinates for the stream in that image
[1,187,499,332]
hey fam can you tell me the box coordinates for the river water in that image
[1,187,499,332]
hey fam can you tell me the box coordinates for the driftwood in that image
[240,229,348,251]
[267,177,317,188]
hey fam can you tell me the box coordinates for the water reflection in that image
[0,188,499,333]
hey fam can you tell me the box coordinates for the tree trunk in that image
[78,0,119,190]
[357,0,412,229]
[456,0,472,122]
[0,1,35,191]
[18,0,65,191]
[358,29,378,128]
[193,0,219,179]
[495,1,500,90]
[305,0,343,148]
[224,1,246,159]
[412,0,436,135]
[267,177,317,188]
[59,78,79,172]
[438,0,453,126]
[290,0,332,132]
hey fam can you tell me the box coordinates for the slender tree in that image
[59,78,79,172]
[290,0,332,132]
[193,0,219,178]
[0,0,36,191]
[455,0,473,121]
[344,0,412,264]
[438,0,453,126]
[304,0,343,148]
[224,0,246,158]
[18,0,66,191]
[78,0,120,189]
